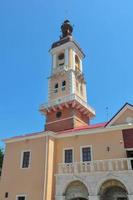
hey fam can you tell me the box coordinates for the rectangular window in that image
[64,149,73,163]
[21,151,31,168]
[17,196,26,200]
[62,80,66,91]
[5,192,8,198]
[81,147,92,162]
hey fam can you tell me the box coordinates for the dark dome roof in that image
[61,20,73,38]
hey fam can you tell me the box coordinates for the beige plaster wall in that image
[0,129,128,200]
[55,130,126,172]
[0,137,46,200]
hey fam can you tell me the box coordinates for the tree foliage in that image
[0,147,4,170]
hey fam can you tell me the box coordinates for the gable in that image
[106,103,133,127]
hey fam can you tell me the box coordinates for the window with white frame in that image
[64,149,73,163]
[21,151,31,168]
[81,146,92,162]
[54,83,58,93]
[62,80,66,91]
[58,52,65,67]
[16,195,26,200]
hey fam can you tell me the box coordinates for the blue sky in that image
[0,0,133,146]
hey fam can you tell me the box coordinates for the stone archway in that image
[99,179,128,200]
[65,180,89,200]
[71,198,87,200]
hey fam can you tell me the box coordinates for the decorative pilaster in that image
[69,71,75,94]
[72,50,76,70]
[128,195,133,200]
[65,48,69,67]
[89,195,99,200]
[80,58,83,72]
[53,54,56,70]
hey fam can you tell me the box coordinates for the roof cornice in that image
[3,124,133,144]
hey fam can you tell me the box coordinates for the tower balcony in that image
[40,94,95,117]
[57,158,133,175]
[53,65,68,74]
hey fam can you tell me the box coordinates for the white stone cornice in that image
[50,41,84,59]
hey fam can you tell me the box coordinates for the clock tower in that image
[40,20,95,132]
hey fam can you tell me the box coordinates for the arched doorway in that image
[99,179,128,200]
[65,180,89,200]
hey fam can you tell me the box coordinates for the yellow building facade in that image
[0,20,133,200]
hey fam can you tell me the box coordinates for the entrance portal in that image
[65,180,89,200]
[71,198,87,200]
[99,179,128,200]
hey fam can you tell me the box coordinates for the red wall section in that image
[122,128,133,148]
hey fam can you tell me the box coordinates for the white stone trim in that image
[57,124,133,139]
[50,41,84,59]
[4,124,133,143]
[80,145,93,162]
[16,194,27,200]
[20,150,31,169]
[128,195,133,200]
[46,116,73,125]
[3,131,55,143]
[69,71,75,94]
[53,54,56,69]
[55,171,133,199]
[65,48,69,66]
[89,196,99,200]
[79,58,83,72]
[95,173,131,195]
[72,50,76,71]
[126,148,133,151]
[63,147,74,163]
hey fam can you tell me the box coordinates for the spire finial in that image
[61,20,73,38]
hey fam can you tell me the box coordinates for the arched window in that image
[54,83,58,93]
[62,80,66,91]
[58,53,64,60]
[75,54,80,71]
[58,52,65,67]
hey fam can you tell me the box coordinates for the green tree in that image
[0,148,4,175]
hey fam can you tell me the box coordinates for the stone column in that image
[65,48,69,68]
[72,50,76,70]
[89,195,99,200]
[53,54,56,71]
[80,58,83,72]
[55,196,65,200]
[69,71,75,94]
[128,195,133,200]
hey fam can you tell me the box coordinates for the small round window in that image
[56,111,62,118]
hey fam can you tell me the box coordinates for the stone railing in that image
[40,94,95,115]
[53,65,68,74]
[58,158,133,174]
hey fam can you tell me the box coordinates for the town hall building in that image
[0,20,133,200]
